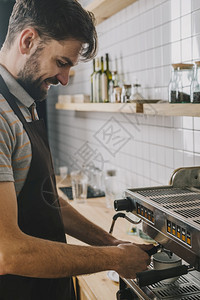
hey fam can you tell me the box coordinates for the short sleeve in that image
[0,115,14,182]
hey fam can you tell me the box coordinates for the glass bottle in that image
[94,57,101,103]
[90,59,96,102]
[109,71,119,103]
[191,61,200,103]
[101,54,112,103]
[104,53,112,102]
[100,56,108,103]
[113,87,122,103]
[112,71,119,87]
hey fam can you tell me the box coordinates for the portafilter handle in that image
[145,245,172,258]
[136,265,195,287]
[145,245,161,257]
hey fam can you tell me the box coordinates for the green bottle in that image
[100,56,108,103]
[94,57,101,103]
[90,59,96,102]
[102,54,112,102]
[105,53,112,85]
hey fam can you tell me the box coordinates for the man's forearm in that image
[2,231,119,278]
[59,197,119,246]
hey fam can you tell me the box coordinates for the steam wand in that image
[109,212,141,234]
[109,213,173,258]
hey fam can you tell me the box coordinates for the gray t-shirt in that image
[0,64,38,196]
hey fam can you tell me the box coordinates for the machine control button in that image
[172,223,176,236]
[141,206,144,216]
[137,203,141,215]
[167,220,171,233]
[177,225,181,239]
[187,231,191,245]
[182,228,186,242]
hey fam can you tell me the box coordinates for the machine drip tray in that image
[123,270,200,300]
[149,273,200,299]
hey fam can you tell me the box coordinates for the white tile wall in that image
[48,0,200,190]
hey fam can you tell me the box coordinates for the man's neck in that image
[0,50,17,80]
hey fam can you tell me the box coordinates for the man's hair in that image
[4,0,97,61]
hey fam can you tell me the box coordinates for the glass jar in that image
[130,83,144,101]
[121,84,131,102]
[191,61,200,103]
[168,65,178,103]
[169,63,194,103]
[71,169,88,203]
[104,170,119,209]
[113,87,122,103]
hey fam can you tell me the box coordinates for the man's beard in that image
[16,47,59,102]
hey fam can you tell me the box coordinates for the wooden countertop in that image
[56,177,146,300]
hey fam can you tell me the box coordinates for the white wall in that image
[47,0,200,190]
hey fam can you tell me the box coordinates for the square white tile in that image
[171,18,181,42]
[182,37,192,62]
[165,147,174,168]
[194,117,200,130]
[183,129,194,152]
[192,0,200,11]
[192,9,200,36]
[194,130,200,153]
[154,4,162,27]
[162,22,171,45]
[161,1,171,24]
[174,129,184,149]
[170,0,181,20]
[194,153,200,165]
[192,34,200,60]
[154,26,163,47]
[174,149,184,168]
[181,0,192,16]
[164,128,174,148]
[183,151,195,166]
[181,14,192,39]
[171,41,181,62]
[163,44,171,66]
[182,117,193,129]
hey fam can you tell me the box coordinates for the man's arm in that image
[0,182,151,279]
[59,196,121,246]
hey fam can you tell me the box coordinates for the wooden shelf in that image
[55,102,200,117]
[85,0,137,25]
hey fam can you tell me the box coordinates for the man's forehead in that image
[50,39,82,62]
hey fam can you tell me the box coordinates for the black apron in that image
[0,76,75,300]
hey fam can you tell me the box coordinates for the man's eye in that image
[57,60,68,67]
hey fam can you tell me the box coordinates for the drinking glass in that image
[71,170,88,204]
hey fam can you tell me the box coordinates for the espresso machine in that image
[113,166,200,299]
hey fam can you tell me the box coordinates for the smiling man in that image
[0,0,152,299]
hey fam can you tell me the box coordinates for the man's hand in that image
[110,238,154,251]
[114,243,151,279]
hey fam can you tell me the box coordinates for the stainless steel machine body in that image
[116,167,200,299]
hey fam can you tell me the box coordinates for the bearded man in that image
[0,1,151,299]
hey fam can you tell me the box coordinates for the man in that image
[0,0,152,299]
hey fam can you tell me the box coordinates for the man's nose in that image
[56,69,70,86]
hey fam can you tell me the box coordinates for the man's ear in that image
[19,28,39,55]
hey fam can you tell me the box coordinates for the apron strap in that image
[0,75,30,128]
